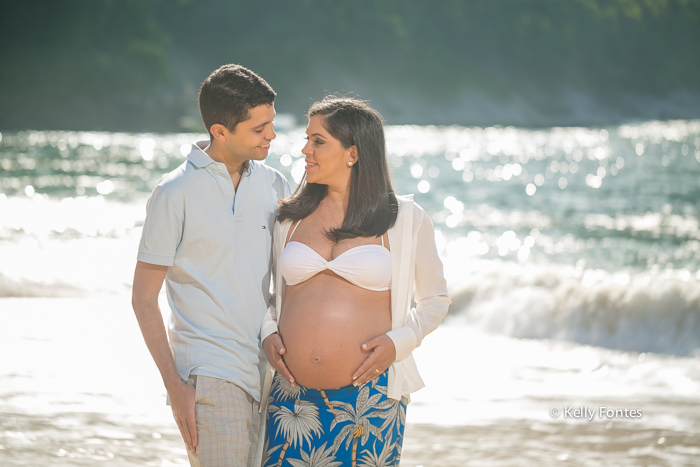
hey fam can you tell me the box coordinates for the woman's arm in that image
[261,221,296,386]
[261,220,283,341]
[388,207,451,361]
[261,300,279,342]
[353,207,451,384]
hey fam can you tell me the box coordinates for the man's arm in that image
[131,260,197,453]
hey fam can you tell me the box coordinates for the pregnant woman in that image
[261,96,450,466]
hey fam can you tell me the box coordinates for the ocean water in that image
[1,121,699,466]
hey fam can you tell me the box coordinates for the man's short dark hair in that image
[198,64,276,136]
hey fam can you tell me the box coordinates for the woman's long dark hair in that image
[278,96,398,241]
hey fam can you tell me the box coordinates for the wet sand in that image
[3,412,698,466]
[0,412,700,467]
[401,421,700,467]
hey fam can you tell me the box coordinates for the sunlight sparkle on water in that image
[96,180,114,195]
[1,120,699,295]
[586,174,602,189]
[279,154,292,166]
[291,160,305,183]
[410,163,424,178]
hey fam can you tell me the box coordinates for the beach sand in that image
[2,297,699,466]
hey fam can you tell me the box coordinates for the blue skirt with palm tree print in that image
[264,370,408,467]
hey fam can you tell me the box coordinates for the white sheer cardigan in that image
[260,194,451,402]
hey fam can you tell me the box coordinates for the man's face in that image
[225,103,276,161]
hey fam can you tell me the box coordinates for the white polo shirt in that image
[137,141,291,402]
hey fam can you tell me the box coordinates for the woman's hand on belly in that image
[262,332,296,387]
[279,274,392,389]
[351,334,397,386]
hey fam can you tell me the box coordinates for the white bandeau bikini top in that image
[279,219,392,291]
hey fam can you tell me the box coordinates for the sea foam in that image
[445,258,700,356]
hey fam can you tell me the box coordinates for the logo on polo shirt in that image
[262,226,267,229]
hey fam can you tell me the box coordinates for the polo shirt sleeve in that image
[275,172,292,200]
[137,186,183,267]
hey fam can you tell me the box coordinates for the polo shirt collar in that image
[187,141,251,174]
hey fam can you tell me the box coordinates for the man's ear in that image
[209,123,228,142]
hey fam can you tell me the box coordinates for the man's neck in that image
[203,142,248,190]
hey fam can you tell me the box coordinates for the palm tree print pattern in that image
[264,371,407,467]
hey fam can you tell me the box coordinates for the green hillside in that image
[1,0,699,130]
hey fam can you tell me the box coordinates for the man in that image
[132,64,290,466]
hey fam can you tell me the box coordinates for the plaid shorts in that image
[175,375,263,467]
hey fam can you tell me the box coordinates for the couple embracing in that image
[132,64,450,467]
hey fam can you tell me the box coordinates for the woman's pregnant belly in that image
[278,271,391,390]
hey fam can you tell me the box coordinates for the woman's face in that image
[301,115,355,186]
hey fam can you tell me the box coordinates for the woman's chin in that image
[305,173,338,186]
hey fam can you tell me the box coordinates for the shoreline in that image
[2,297,699,466]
